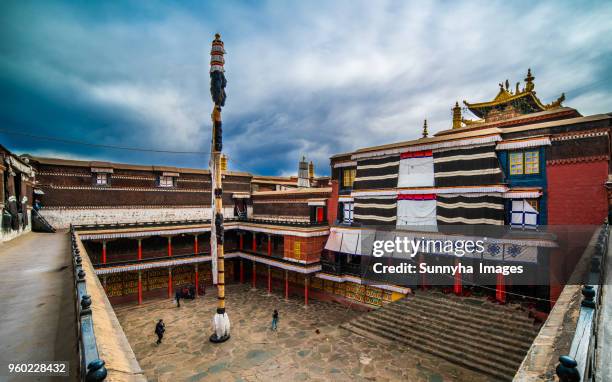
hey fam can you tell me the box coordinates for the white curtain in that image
[398,156,434,187]
[340,232,361,254]
[396,199,437,227]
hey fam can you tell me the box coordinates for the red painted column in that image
[285,270,289,299]
[267,265,271,294]
[167,237,172,257]
[240,259,244,283]
[239,234,244,251]
[267,235,272,256]
[138,271,143,305]
[102,241,107,264]
[194,264,199,297]
[137,239,142,261]
[252,234,257,252]
[194,235,199,254]
[304,275,309,306]
[252,262,256,289]
[168,268,173,298]
[454,258,462,295]
[496,273,506,303]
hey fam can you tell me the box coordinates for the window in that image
[342,168,356,188]
[95,173,108,186]
[509,150,540,175]
[510,199,539,228]
[342,202,354,224]
[316,207,325,223]
[159,175,174,188]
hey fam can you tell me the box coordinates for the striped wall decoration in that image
[353,155,399,190]
[353,197,397,225]
[436,194,504,225]
[433,144,503,187]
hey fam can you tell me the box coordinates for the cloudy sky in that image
[1,1,611,176]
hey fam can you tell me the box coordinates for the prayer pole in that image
[209,33,230,343]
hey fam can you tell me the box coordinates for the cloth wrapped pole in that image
[209,33,229,343]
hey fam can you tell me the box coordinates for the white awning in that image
[232,192,251,199]
[496,136,551,150]
[324,229,362,255]
[324,230,343,252]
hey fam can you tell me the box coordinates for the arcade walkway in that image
[0,232,77,381]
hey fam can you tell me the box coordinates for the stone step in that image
[402,293,535,324]
[386,301,538,340]
[410,292,533,321]
[356,312,526,367]
[344,320,516,381]
[368,306,533,355]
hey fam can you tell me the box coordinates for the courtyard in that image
[114,284,490,382]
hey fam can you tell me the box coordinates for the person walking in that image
[175,290,181,308]
[271,309,279,331]
[155,319,165,344]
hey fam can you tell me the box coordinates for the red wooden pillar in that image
[252,233,257,252]
[304,275,309,306]
[168,268,173,298]
[267,235,272,256]
[167,237,172,257]
[267,265,272,294]
[252,262,256,289]
[454,258,462,295]
[138,271,143,305]
[239,233,244,251]
[194,264,199,297]
[102,241,107,264]
[194,235,199,254]
[285,270,289,299]
[496,273,506,303]
[137,239,142,261]
[240,259,244,283]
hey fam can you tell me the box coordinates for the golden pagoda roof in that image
[462,69,565,120]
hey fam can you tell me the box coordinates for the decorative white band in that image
[496,137,551,150]
[333,161,357,168]
[434,168,502,178]
[351,135,501,160]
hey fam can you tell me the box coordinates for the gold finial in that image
[525,68,535,92]
[308,161,314,179]
[452,101,462,129]
[422,119,428,138]
[215,33,221,39]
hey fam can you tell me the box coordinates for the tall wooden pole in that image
[209,33,230,343]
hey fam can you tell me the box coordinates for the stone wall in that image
[39,206,236,229]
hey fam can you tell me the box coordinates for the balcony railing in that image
[70,226,108,381]
[556,222,609,381]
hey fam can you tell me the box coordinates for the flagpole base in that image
[209,333,230,343]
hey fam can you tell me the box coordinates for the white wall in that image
[38,207,233,229]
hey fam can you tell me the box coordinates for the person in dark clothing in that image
[155,319,165,344]
[175,290,181,307]
[271,309,279,331]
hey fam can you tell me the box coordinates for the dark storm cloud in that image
[1,0,611,175]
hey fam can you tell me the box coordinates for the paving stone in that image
[115,284,491,381]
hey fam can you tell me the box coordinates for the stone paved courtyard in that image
[114,284,491,382]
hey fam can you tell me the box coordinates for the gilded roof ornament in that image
[422,119,429,138]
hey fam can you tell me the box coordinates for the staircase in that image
[341,291,540,381]
[32,209,56,233]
